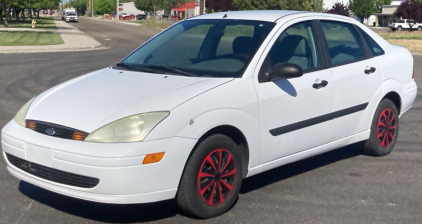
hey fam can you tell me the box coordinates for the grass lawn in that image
[0,32,63,46]
[380,31,422,53]
[0,17,57,30]
[127,20,143,24]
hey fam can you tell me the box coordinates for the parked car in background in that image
[65,12,78,22]
[388,19,422,31]
[119,13,135,20]
[161,14,169,20]
[2,10,417,219]
[136,14,146,20]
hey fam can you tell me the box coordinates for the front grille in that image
[6,153,99,188]
[26,120,88,141]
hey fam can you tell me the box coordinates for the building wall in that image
[382,5,397,14]
[121,2,164,16]
[323,0,348,9]
[121,2,144,15]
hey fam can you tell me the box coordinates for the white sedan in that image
[65,12,78,22]
[1,11,417,218]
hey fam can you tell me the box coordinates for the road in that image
[0,17,421,224]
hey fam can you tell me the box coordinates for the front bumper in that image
[2,120,197,204]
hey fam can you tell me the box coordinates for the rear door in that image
[318,20,383,141]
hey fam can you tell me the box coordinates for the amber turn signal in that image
[26,121,36,130]
[72,131,88,141]
[143,152,165,164]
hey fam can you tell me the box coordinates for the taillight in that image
[393,23,395,26]
[412,67,414,79]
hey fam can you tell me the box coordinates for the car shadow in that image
[18,144,362,222]
[18,181,179,223]
[272,79,297,97]
[240,144,362,194]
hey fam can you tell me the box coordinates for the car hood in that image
[26,68,233,132]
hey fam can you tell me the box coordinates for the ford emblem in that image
[46,128,55,136]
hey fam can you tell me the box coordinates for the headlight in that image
[84,112,169,143]
[14,97,36,127]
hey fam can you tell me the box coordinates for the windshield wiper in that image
[141,65,197,77]
[115,63,164,74]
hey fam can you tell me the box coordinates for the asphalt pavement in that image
[0,17,422,224]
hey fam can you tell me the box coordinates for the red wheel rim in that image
[377,108,396,148]
[197,149,236,206]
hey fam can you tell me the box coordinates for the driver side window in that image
[259,21,321,82]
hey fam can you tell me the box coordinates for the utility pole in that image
[200,0,204,15]
[92,0,94,17]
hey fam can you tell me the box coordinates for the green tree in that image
[94,0,114,15]
[375,0,392,13]
[349,0,375,23]
[1,0,13,26]
[134,0,155,14]
[233,0,323,11]
[232,0,279,10]
[70,0,88,15]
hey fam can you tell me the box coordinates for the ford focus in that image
[2,11,417,218]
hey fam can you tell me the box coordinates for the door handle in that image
[312,80,328,89]
[364,67,376,74]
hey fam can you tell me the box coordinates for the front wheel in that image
[176,134,243,218]
[363,99,399,156]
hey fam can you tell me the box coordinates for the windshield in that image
[68,13,76,16]
[120,19,275,78]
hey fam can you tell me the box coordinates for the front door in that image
[254,20,334,164]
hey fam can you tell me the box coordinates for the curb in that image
[0,45,108,54]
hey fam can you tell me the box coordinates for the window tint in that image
[259,21,320,78]
[321,21,364,65]
[121,20,275,78]
[357,27,385,56]
[216,25,254,56]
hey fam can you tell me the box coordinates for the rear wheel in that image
[397,26,402,31]
[176,134,243,218]
[418,26,422,31]
[363,99,399,156]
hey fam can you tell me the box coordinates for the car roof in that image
[189,10,307,22]
[188,10,360,24]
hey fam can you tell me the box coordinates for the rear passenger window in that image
[357,27,385,56]
[321,21,364,65]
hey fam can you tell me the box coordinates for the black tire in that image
[397,26,402,31]
[418,26,422,31]
[362,99,399,156]
[176,134,243,218]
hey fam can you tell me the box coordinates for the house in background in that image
[372,0,403,27]
[171,1,200,19]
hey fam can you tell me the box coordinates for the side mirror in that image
[268,63,303,81]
